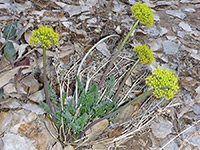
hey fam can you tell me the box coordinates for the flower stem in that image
[43,48,57,124]
[113,58,140,99]
[98,19,140,89]
[78,88,153,139]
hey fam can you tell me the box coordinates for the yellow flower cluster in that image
[133,45,154,65]
[145,68,179,100]
[131,2,154,28]
[30,26,59,49]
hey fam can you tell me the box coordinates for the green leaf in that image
[4,42,16,64]
[3,20,17,40]
[40,101,51,114]
[0,88,4,99]
[74,113,88,131]
[62,110,73,122]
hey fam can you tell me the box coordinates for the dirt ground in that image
[0,0,200,150]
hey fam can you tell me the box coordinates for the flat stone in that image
[193,105,200,115]
[0,112,13,134]
[184,7,196,13]
[186,134,200,147]
[148,38,162,51]
[177,31,185,38]
[162,40,180,54]
[166,10,187,19]
[2,133,36,150]
[166,35,177,41]
[151,117,173,138]
[179,22,192,32]
[160,27,168,36]
[156,1,172,6]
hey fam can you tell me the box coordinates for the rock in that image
[179,22,192,32]
[166,10,187,19]
[177,31,185,38]
[0,138,3,150]
[0,112,13,134]
[151,117,173,138]
[51,141,63,150]
[93,144,107,150]
[28,89,45,103]
[186,134,200,147]
[64,145,75,150]
[180,0,191,3]
[183,7,196,13]
[146,26,160,37]
[196,26,200,31]
[21,103,45,115]
[96,42,111,58]
[114,103,139,123]
[166,36,177,41]
[2,133,36,150]
[148,38,162,51]
[160,27,168,36]
[180,0,200,4]
[163,140,178,150]
[162,40,180,54]
[193,105,200,115]
[16,117,57,150]
[128,0,136,5]
[86,119,109,140]
[183,93,194,106]
[125,76,132,87]
[156,1,172,6]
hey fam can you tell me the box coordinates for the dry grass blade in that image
[75,34,120,106]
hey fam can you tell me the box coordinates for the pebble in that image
[151,117,173,138]
[177,31,185,38]
[160,27,168,36]
[197,26,200,31]
[193,105,200,115]
[184,7,196,13]
[179,21,192,32]
[166,35,177,41]
[162,40,180,54]
[156,1,172,6]
[166,10,187,19]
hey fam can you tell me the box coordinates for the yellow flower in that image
[133,45,154,65]
[30,26,59,49]
[131,2,154,28]
[145,68,179,100]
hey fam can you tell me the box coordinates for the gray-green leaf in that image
[4,42,16,64]
[3,20,17,40]
[0,88,4,99]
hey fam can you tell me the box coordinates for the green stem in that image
[113,59,140,99]
[98,19,140,89]
[43,48,57,124]
[78,89,153,139]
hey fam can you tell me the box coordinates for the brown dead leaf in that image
[28,89,45,103]
[86,119,109,140]
[0,66,31,88]
[115,102,140,123]
[36,48,74,58]
[18,122,39,138]
[21,75,40,95]
[24,31,32,44]
[108,126,123,138]
[180,77,198,91]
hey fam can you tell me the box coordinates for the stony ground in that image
[0,0,200,150]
